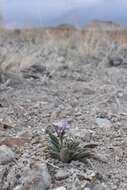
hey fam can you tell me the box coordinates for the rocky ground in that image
[0,25,127,190]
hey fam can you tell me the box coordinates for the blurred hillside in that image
[0,20,127,73]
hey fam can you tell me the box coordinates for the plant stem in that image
[60,135,63,149]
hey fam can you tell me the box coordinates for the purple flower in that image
[53,120,69,136]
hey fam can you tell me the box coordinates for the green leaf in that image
[50,150,60,159]
[48,132,59,144]
[48,132,60,150]
[49,145,59,153]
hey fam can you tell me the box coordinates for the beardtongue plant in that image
[47,120,97,163]
[53,120,69,148]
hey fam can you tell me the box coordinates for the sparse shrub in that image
[47,120,97,163]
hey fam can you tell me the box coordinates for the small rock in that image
[0,145,15,164]
[95,154,109,163]
[14,162,51,190]
[53,187,66,190]
[111,185,118,190]
[55,169,69,180]
[0,120,16,130]
[14,186,22,190]
[57,57,65,63]
[77,171,96,183]
[96,117,111,128]
[84,188,93,190]
[84,182,109,190]
[109,56,123,66]
[94,183,110,190]
[84,182,94,190]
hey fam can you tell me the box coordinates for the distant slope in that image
[86,20,126,31]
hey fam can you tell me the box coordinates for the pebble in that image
[0,145,15,164]
[95,153,109,163]
[94,184,110,190]
[55,169,69,180]
[84,183,110,190]
[84,188,93,190]
[14,162,51,190]
[96,117,111,128]
[57,56,65,63]
[53,187,66,190]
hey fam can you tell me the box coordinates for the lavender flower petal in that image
[53,120,69,135]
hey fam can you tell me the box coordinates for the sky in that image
[1,0,127,28]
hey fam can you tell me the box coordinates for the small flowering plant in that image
[47,120,97,163]
[53,120,69,148]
